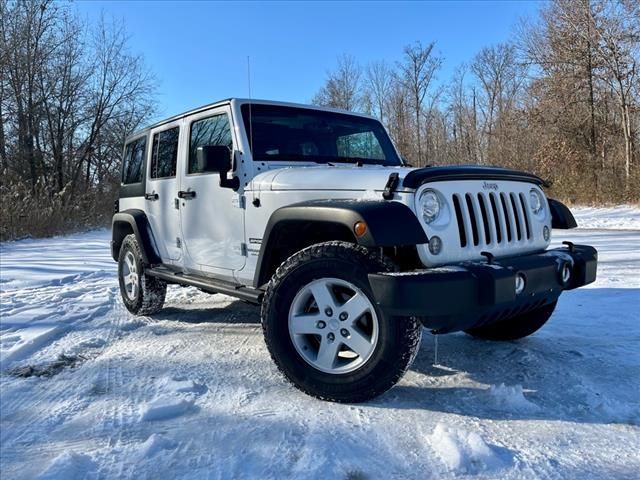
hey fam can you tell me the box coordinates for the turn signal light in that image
[354,221,367,237]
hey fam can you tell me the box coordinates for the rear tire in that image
[118,234,166,315]
[464,301,557,341]
[261,241,422,403]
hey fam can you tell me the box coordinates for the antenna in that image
[247,56,254,157]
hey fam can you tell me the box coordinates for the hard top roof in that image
[126,98,379,142]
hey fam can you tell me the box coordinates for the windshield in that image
[241,104,402,166]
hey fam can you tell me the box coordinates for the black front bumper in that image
[368,244,597,333]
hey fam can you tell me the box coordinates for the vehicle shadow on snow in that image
[152,300,261,325]
[375,287,640,426]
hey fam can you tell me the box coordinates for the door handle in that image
[177,190,196,199]
[145,192,159,201]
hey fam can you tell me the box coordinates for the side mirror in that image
[196,145,240,190]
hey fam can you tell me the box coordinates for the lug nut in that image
[340,328,349,338]
[324,307,333,317]
[317,320,326,329]
[327,332,335,342]
[339,312,348,321]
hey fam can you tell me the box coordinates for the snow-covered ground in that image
[1,207,639,479]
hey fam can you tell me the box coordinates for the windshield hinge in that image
[382,172,400,200]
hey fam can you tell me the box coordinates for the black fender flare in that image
[548,198,577,229]
[111,210,162,265]
[253,200,428,287]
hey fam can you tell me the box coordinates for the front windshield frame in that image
[240,103,402,166]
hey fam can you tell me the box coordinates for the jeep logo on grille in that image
[483,182,498,190]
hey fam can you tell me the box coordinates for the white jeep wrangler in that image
[112,98,597,402]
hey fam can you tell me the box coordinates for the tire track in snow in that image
[0,272,115,366]
[0,284,144,478]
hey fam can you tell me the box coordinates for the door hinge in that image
[176,237,182,248]
[240,242,248,256]
[233,195,246,209]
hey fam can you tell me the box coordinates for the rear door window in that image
[150,127,180,179]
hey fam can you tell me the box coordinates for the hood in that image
[250,165,414,192]
[247,164,548,193]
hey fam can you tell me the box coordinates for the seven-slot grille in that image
[451,191,532,248]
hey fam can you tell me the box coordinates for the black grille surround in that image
[403,165,549,189]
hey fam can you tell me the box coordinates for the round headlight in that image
[420,190,441,224]
[529,189,544,214]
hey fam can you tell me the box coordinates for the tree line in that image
[313,0,639,204]
[0,0,637,241]
[0,0,155,240]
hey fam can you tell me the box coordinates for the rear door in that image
[179,106,246,275]
[145,120,183,263]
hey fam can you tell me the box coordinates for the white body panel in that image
[266,165,412,192]
[178,105,246,278]
[146,119,184,264]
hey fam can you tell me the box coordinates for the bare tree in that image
[397,41,443,165]
[591,0,639,184]
[471,43,524,162]
[312,54,362,111]
[364,60,393,123]
[0,0,156,240]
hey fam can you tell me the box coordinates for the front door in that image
[145,120,183,263]
[179,106,246,275]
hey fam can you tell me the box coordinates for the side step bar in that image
[146,267,263,304]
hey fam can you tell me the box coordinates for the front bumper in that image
[368,244,597,333]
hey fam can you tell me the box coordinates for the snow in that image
[37,451,96,480]
[571,205,640,230]
[139,396,195,422]
[428,423,511,474]
[1,207,639,479]
[488,383,540,414]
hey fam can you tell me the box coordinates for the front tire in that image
[118,234,167,315]
[464,301,557,341]
[261,241,422,403]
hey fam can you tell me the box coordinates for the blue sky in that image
[75,1,541,120]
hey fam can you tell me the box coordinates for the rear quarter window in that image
[122,137,146,184]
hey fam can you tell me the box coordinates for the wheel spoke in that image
[125,255,135,273]
[309,281,336,311]
[342,292,371,322]
[290,313,323,335]
[343,329,373,358]
[315,337,340,370]
[130,280,137,299]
